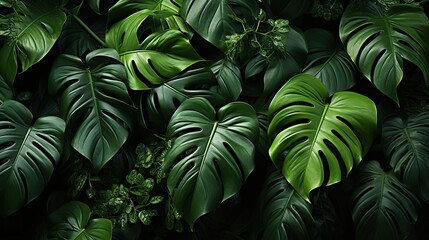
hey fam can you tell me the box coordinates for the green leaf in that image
[0,0,67,85]
[0,75,13,104]
[0,100,65,217]
[180,0,258,50]
[164,97,259,228]
[88,0,100,14]
[210,59,242,101]
[268,74,377,200]
[263,27,307,96]
[262,0,313,20]
[58,15,105,56]
[339,2,429,104]
[352,161,420,240]
[259,168,315,240]
[106,17,203,90]
[46,201,112,240]
[303,28,356,95]
[108,0,189,32]
[382,112,429,203]
[142,67,228,132]
[48,48,133,172]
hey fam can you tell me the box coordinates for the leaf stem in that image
[63,9,107,48]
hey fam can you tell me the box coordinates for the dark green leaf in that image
[180,0,258,50]
[382,112,429,203]
[210,59,242,101]
[88,0,100,14]
[259,168,315,240]
[0,100,65,216]
[49,48,133,172]
[268,74,377,200]
[262,0,313,20]
[0,0,67,85]
[164,97,259,227]
[352,161,420,240]
[58,16,105,56]
[304,28,356,95]
[339,2,429,104]
[46,201,112,239]
[0,75,13,104]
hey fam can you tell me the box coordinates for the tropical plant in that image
[1,0,429,239]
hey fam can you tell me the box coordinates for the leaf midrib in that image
[15,8,61,40]
[195,121,219,191]
[86,69,103,148]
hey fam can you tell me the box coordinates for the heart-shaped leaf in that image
[46,201,112,239]
[164,97,259,227]
[0,0,67,85]
[352,161,420,240]
[259,168,315,240]
[49,48,133,172]
[142,67,229,132]
[106,11,203,90]
[268,74,377,200]
[339,2,429,104]
[304,28,356,95]
[180,0,259,51]
[0,100,65,216]
[382,112,429,203]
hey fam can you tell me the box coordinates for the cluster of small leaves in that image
[225,10,289,61]
[375,0,423,8]
[0,0,23,37]
[87,139,182,232]
[311,0,344,21]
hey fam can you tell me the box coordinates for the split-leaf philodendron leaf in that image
[164,97,259,228]
[0,100,65,217]
[49,48,133,172]
[340,2,429,104]
[268,74,377,200]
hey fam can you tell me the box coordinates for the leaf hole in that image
[0,141,14,150]
[131,60,156,88]
[222,142,245,181]
[318,150,330,186]
[148,58,170,80]
[323,138,347,179]
[32,141,56,168]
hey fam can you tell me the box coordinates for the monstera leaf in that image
[352,161,420,240]
[382,112,429,203]
[180,0,259,51]
[49,48,133,172]
[142,67,229,132]
[268,74,377,200]
[262,0,313,20]
[0,100,65,216]
[259,168,315,240]
[106,12,203,90]
[164,97,259,227]
[304,28,356,95]
[58,16,106,56]
[45,201,112,240]
[339,2,429,104]
[0,0,67,85]
[108,0,190,34]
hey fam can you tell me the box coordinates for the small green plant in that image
[87,140,183,233]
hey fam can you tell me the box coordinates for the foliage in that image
[1,0,429,239]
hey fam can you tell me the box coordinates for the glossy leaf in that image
[49,48,133,172]
[352,161,419,240]
[268,74,377,200]
[259,168,315,240]
[339,2,429,104]
[106,14,203,90]
[210,59,242,101]
[180,0,259,50]
[46,201,112,240]
[0,100,65,216]
[0,0,67,85]
[262,0,313,20]
[88,0,100,14]
[263,27,307,96]
[164,97,259,227]
[382,112,429,203]
[304,28,356,95]
[142,67,228,132]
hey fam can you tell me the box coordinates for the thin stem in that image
[62,8,107,47]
